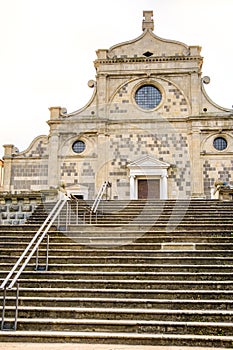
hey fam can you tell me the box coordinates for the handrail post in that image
[65,201,68,230]
[57,208,60,228]
[67,201,72,225]
[45,234,49,271]
[68,201,71,225]
[35,248,39,270]
[76,201,79,225]
[1,287,6,330]
[66,201,71,229]
[14,283,19,331]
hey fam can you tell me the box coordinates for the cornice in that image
[188,114,233,121]
[94,55,202,67]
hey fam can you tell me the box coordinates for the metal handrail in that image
[1,198,67,290]
[1,197,68,330]
[91,181,111,214]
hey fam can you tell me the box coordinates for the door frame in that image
[128,156,170,200]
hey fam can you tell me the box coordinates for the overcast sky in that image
[0,0,232,157]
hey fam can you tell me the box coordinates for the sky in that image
[0,0,233,158]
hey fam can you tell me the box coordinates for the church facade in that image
[2,11,233,200]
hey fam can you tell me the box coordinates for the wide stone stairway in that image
[0,199,233,347]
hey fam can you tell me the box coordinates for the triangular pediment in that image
[128,155,170,169]
[66,184,88,191]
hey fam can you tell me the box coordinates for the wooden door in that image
[138,179,160,199]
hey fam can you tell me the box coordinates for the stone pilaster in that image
[47,133,59,189]
[191,131,204,197]
[2,144,14,192]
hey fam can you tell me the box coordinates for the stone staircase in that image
[0,199,233,347]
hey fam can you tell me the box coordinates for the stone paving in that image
[0,344,231,350]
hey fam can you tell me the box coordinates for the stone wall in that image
[0,192,42,225]
[203,159,233,198]
[108,131,191,199]
[11,163,48,191]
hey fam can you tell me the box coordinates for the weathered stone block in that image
[0,206,7,212]
[9,205,19,212]
[12,220,20,225]
[17,213,25,220]
[23,197,30,204]
[21,204,32,212]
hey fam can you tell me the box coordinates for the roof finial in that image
[142,10,154,31]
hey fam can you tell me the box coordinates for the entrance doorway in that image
[138,179,160,199]
[128,156,170,200]
[73,195,84,199]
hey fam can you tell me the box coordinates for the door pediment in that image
[128,155,170,171]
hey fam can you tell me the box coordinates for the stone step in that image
[0,225,232,234]
[93,222,233,227]
[1,243,233,254]
[4,278,233,290]
[2,296,233,310]
[44,217,233,224]
[2,251,233,265]
[0,225,45,231]
[28,215,233,224]
[1,254,233,265]
[33,204,233,210]
[0,330,233,347]
[39,200,233,207]
[30,217,233,225]
[1,238,233,250]
[0,229,232,236]
[0,233,231,243]
[56,213,233,218]
[0,228,232,234]
[6,287,233,300]
[1,270,233,280]
[36,212,233,220]
[30,204,233,210]
[0,232,232,242]
[69,200,233,206]
[1,256,233,268]
[21,218,233,226]
[3,306,233,322]
[9,318,233,336]
[67,224,233,232]
[1,249,233,260]
[37,213,233,220]
[25,206,233,213]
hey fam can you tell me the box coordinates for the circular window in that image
[72,140,86,154]
[135,85,162,110]
[213,137,227,151]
